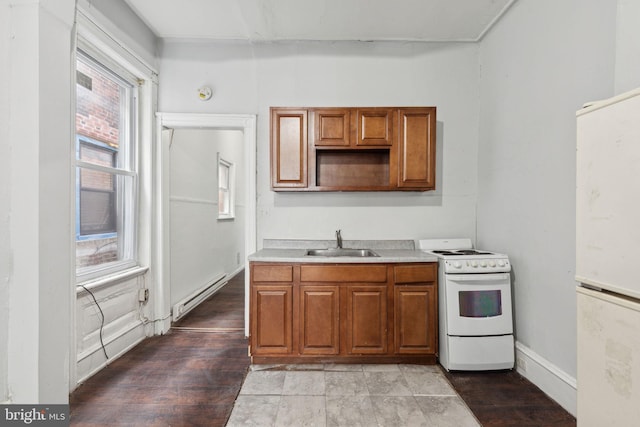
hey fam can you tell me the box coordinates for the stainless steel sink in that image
[305,248,379,257]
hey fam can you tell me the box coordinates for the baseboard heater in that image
[172,273,227,322]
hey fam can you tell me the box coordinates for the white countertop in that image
[248,239,438,263]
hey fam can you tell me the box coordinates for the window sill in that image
[76,265,149,295]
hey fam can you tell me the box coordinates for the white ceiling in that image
[124,0,516,42]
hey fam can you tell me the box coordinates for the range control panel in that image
[443,258,510,274]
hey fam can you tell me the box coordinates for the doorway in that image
[155,113,256,336]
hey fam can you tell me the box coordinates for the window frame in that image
[217,153,235,220]
[74,46,141,281]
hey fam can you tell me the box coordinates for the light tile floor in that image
[227,364,480,427]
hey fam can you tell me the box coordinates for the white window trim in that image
[76,8,158,85]
[74,48,140,282]
[73,17,156,283]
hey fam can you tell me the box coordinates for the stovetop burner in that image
[418,239,510,273]
[431,249,494,256]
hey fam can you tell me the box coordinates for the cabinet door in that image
[346,285,388,354]
[357,108,394,146]
[394,285,437,354]
[313,108,351,146]
[251,284,293,355]
[299,285,340,355]
[271,108,308,189]
[398,107,436,189]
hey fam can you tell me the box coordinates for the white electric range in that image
[418,238,514,371]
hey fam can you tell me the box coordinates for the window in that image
[78,138,117,236]
[75,49,138,276]
[218,154,235,219]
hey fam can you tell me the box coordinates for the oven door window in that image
[445,273,513,336]
[459,290,502,318]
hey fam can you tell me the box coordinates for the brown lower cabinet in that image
[251,284,293,354]
[299,285,340,355]
[250,262,438,364]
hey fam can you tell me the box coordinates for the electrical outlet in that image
[517,356,527,372]
[138,288,149,303]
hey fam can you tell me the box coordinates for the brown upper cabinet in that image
[398,108,436,189]
[313,108,351,147]
[271,108,308,189]
[357,108,394,147]
[271,106,436,191]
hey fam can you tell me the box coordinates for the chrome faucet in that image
[336,229,343,249]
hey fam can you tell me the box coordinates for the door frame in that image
[155,113,257,336]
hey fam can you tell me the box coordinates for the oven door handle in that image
[446,273,510,282]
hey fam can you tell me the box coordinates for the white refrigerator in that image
[576,87,640,426]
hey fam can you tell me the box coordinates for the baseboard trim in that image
[229,264,244,278]
[154,315,172,335]
[515,341,577,416]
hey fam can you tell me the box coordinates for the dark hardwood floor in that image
[172,272,245,331]
[445,370,576,426]
[69,272,250,427]
[70,270,576,426]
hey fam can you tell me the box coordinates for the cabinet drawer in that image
[300,265,387,282]
[394,264,437,283]
[252,265,293,282]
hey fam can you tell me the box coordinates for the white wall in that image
[159,40,481,245]
[169,129,245,306]
[1,0,76,403]
[0,0,10,403]
[75,275,150,384]
[615,0,640,94]
[477,0,618,414]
